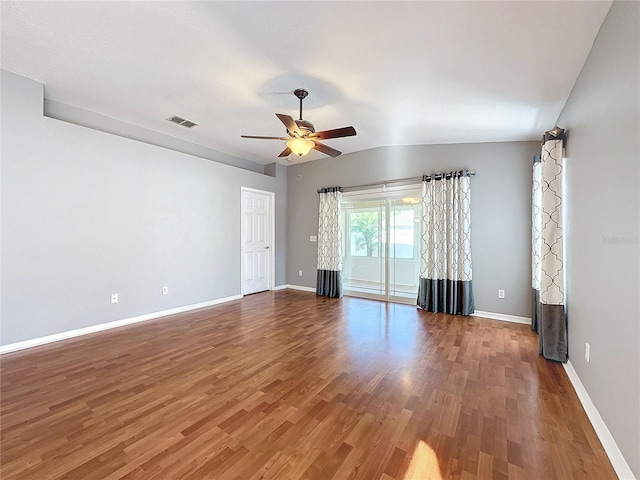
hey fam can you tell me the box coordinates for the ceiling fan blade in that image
[275,113,302,137]
[309,126,357,140]
[241,135,288,140]
[313,141,342,158]
[278,147,292,158]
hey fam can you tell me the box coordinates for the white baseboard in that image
[272,285,288,291]
[284,284,316,293]
[279,291,533,326]
[0,294,242,355]
[563,361,635,479]
[472,310,531,325]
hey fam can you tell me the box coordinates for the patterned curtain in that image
[417,171,474,315]
[531,128,567,362]
[316,187,343,298]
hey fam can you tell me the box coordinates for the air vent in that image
[167,115,198,128]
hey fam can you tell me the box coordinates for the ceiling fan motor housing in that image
[293,119,315,135]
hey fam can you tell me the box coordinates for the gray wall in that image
[286,141,539,317]
[1,70,287,346]
[556,1,639,476]
[44,99,264,174]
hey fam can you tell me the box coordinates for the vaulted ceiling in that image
[1,1,612,166]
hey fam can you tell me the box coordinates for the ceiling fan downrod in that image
[294,88,308,120]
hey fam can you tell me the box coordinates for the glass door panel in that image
[388,199,421,302]
[343,200,386,299]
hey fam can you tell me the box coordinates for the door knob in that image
[265,246,270,249]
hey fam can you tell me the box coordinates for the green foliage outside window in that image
[350,211,379,257]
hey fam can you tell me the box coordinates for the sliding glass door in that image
[342,186,421,304]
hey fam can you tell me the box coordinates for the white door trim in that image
[241,187,275,295]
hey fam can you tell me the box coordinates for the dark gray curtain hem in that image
[316,269,343,298]
[537,303,567,363]
[417,277,474,316]
[531,288,541,333]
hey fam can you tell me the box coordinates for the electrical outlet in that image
[162,286,169,295]
[585,343,590,363]
[298,270,303,277]
[310,236,317,242]
[111,293,118,304]
[498,289,505,299]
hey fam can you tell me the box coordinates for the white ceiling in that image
[1,1,612,166]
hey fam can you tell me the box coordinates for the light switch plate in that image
[310,236,317,242]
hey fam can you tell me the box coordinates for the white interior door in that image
[242,188,273,295]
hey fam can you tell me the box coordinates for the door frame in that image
[240,187,275,295]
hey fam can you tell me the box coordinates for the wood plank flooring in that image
[1,290,616,479]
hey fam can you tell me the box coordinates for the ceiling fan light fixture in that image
[287,137,314,156]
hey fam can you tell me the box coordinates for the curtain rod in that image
[331,170,476,193]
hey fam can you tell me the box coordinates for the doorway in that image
[241,187,274,295]
[342,185,422,304]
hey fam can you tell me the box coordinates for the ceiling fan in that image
[241,89,357,158]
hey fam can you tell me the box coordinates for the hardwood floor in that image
[1,290,616,479]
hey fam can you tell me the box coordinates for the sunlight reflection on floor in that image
[403,440,443,480]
